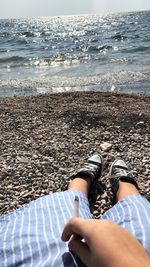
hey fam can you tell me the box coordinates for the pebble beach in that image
[0,92,150,218]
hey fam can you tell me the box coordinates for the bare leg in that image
[68,177,91,198]
[68,178,140,201]
[116,181,140,202]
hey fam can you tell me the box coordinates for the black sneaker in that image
[70,154,103,183]
[110,159,139,199]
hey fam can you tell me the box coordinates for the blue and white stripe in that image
[0,190,90,267]
[0,191,150,267]
[101,194,150,254]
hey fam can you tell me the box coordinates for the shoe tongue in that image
[87,160,101,166]
[115,165,128,171]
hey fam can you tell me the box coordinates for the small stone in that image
[16,156,29,163]
[93,210,99,216]
[100,142,112,152]
[101,192,107,199]
[0,194,5,200]
[137,121,144,125]
[101,199,107,205]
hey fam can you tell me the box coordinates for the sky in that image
[0,0,150,19]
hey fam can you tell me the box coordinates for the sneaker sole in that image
[100,154,104,177]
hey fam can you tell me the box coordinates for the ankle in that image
[116,181,139,202]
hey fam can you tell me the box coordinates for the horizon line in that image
[0,8,149,20]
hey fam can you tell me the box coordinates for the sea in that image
[0,10,150,97]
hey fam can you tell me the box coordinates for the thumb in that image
[69,239,90,266]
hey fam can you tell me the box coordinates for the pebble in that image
[100,142,113,152]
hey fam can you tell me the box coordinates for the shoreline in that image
[0,91,150,217]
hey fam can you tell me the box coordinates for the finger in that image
[69,239,90,266]
[61,218,87,242]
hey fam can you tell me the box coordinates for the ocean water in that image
[0,11,150,97]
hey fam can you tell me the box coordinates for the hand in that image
[61,218,150,267]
